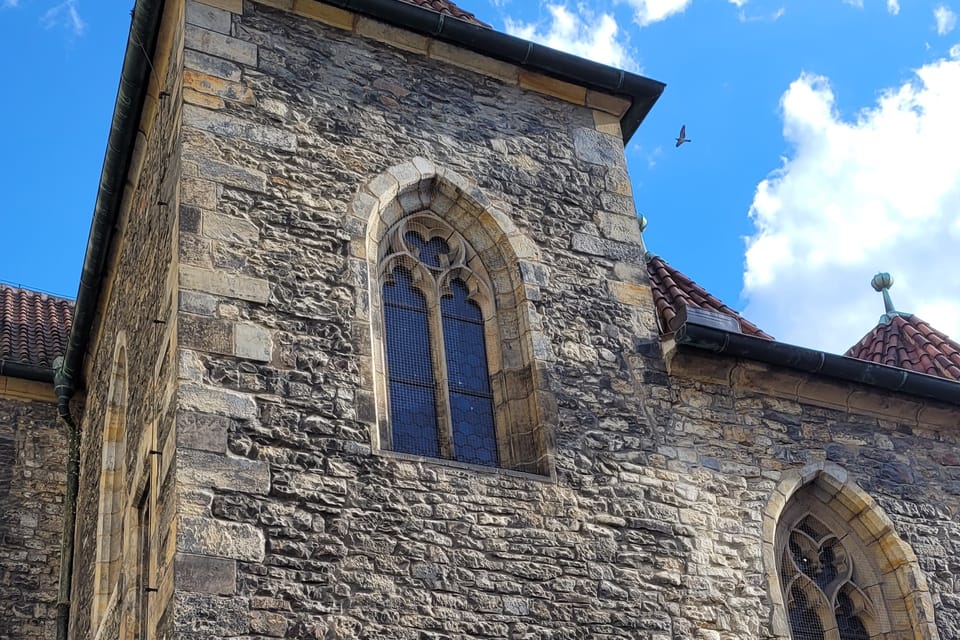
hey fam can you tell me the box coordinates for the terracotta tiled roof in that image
[845,314,960,382]
[0,285,73,370]
[398,0,490,27]
[645,254,772,339]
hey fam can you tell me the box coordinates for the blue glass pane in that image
[441,278,496,466]
[383,267,439,456]
[450,391,498,467]
[440,280,483,321]
[390,381,440,458]
[382,268,426,310]
[406,231,449,269]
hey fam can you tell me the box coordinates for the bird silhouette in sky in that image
[675,125,692,147]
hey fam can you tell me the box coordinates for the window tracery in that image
[379,214,499,466]
[780,514,874,640]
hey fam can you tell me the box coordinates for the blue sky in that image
[1,0,958,353]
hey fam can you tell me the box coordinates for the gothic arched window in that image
[379,214,499,467]
[780,513,874,640]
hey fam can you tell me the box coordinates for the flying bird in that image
[675,125,692,147]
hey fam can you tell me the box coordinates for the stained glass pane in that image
[383,267,439,457]
[406,231,449,269]
[441,279,497,466]
[788,585,826,640]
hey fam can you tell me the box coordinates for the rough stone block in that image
[356,16,429,55]
[179,265,270,303]
[177,411,231,453]
[249,610,288,637]
[198,158,267,192]
[185,49,243,82]
[179,313,235,356]
[184,71,256,105]
[179,384,258,419]
[176,553,237,594]
[184,88,225,110]
[429,41,519,84]
[571,233,644,263]
[235,323,273,362]
[293,0,354,29]
[181,178,218,209]
[519,70,587,105]
[573,127,624,166]
[186,1,232,34]
[179,449,271,494]
[178,515,265,562]
[203,212,260,244]
[179,290,218,316]
[184,105,296,151]
[174,591,249,634]
[597,211,641,243]
[185,24,257,66]
[192,0,242,12]
[586,89,631,116]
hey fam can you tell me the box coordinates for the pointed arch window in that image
[379,215,499,467]
[780,513,874,640]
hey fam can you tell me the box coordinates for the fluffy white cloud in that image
[41,0,85,36]
[934,4,957,35]
[742,54,960,354]
[622,0,693,26]
[887,0,900,15]
[505,4,639,71]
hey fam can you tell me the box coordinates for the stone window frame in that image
[92,332,129,631]
[348,157,557,477]
[762,461,940,640]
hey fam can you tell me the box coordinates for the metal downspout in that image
[53,358,78,640]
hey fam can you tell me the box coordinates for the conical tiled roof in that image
[0,285,73,370]
[645,254,772,339]
[398,0,489,27]
[843,273,960,381]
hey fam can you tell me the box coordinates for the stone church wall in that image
[0,392,64,640]
[170,1,959,639]
[67,3,184,639]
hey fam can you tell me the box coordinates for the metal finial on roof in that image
[638,214,648,233]
[871,272,907,323]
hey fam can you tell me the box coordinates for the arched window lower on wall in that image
[92,335,128,629]
[766,463,941,640]
[379,214,499,467]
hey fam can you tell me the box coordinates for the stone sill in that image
[373,448,555,484]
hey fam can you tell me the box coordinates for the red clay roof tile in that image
[845,314,960,382]
[0,285,73,370]
[398,0,490,27]
[645,254,772,340]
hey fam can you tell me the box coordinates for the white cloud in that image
[505,4,639,71]
[1,0,20,8]
[887,0,900,15]
[622,0,693,26]
[934,5,957,35]
[742,55,960,354]
[41,0,85,36]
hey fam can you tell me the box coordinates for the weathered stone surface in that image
[176,553,237,594]
[0,396,63,640]
[179,384,258,419]
[179,264,270,303]
[179,449,271,494]
[185,24,257,66]
[178,515,265,562]
[185,49,243,82]
[177,411,231,452]
[235,322,273,362]
[185,0,232,34]
[183,105,296,151]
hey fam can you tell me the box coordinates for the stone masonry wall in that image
[172,1,959,639]
[0,393,64,640]
[68,4,184,639]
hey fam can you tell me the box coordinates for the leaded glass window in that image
[379,214,499,466]
[780,514,876,640]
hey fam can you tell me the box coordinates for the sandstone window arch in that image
[763,462,940,640]
[350,158,556,476]
[92,333,129,628]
